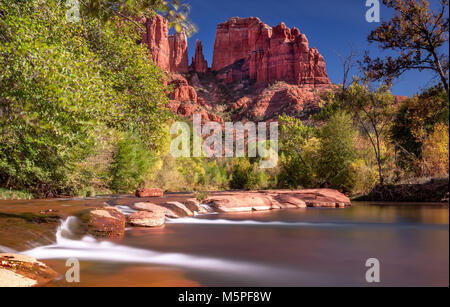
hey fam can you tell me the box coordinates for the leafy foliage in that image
[390,86,449,172]
[422,123,449,177]
[229,158,269,190]
[363,0,449,95]
[278,115,317,188]
[111,132,157,193]
[0,0,170,196]
[316,112,357,192]
[77,0,196,35]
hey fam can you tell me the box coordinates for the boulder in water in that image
[135,188,164,198]
[86,206,126,239]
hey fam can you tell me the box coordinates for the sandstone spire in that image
[142,15,188,73]
[191,40,208,73]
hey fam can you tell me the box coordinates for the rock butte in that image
[141,15,333,123]
[212,17,331,87]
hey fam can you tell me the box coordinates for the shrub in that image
[110,133,157,193]
[194,191,210,201]
[229,158,268,190]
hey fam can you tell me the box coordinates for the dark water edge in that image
[0,199,448,287]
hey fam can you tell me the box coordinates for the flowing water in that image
[0,198,448,286]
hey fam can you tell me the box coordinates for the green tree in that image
[344,82,396,185]
[363,0,449,96]
[229,158,268,190]
[111,132,157,193]
[317,112,357,192]
[278,115,318,188]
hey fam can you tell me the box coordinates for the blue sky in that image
[176,0,447,97]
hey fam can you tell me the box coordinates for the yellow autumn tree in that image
[422,123,449,177]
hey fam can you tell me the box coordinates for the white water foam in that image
[22,217,292,277]
[0,245,17,253]
[166,217,342,227]
[115,205,138,216]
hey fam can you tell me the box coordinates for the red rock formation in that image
[86,206,126,239]
[142,15,334,122]
[168,31,189,73]
[205,189,351,212]
[167,74,225,124]
[142,15,188,73]
[191,40,208,73]
[141,15,170,71]
[212,17,331,87]
[169,74,198,102]
[227,81,331,121]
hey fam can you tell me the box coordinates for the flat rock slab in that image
[133,202,179,218]
[162,202,194,217]
[127,211,165,227]
[0,254,58,287]
[205,193,274,213]
[206,189,351,212]
[182,199,209,214]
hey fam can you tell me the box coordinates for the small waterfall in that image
[56,216,79,241]
[200,204,216,213]
[22,217,293,277]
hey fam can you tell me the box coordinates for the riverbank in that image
[357,178,449,203]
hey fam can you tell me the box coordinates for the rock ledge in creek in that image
[0,254,58,287]
[206,189,351,212]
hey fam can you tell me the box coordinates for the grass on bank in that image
[0,188,34,200]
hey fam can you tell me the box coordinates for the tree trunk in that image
[376,134,384,185]
[377,156,384,186]
[429,45,449,97]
